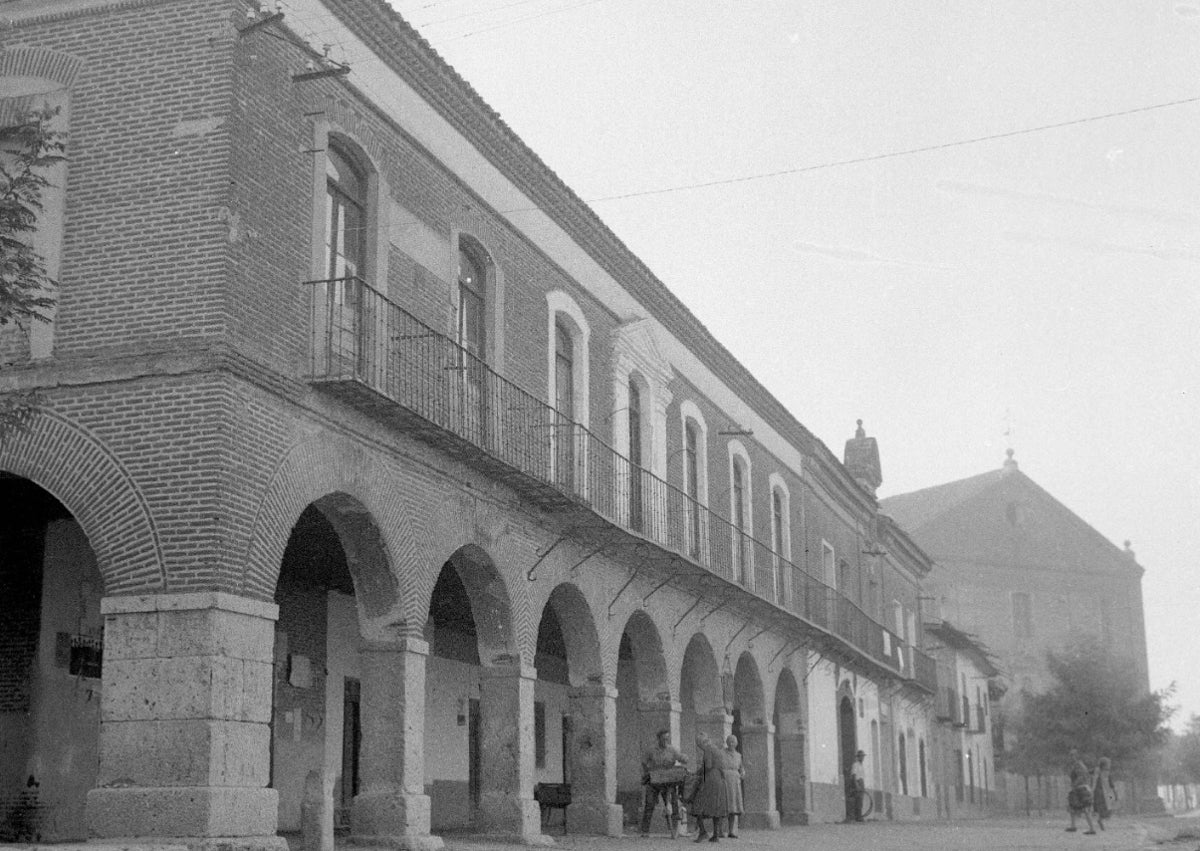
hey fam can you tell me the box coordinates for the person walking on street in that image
[721,735,747,838]
[641,729,689,838]
[1066,749,1097,834]
[1092,756,1117,831]
[848,750,867,822]
[691,733,729,843]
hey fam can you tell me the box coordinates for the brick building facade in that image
[1,1,944,847]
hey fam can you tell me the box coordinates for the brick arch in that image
[733,650,767,725]
[540,582,603,687]
[0,408,164,592]
[0,46,86,88]
[773,666,802,715]
[680,632,723,716]
[618,609,670,701]
[241,438,418,615]
[435,543,518,666]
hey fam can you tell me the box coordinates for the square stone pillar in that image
[476,663,547,843]
[566,683,623,836]
[738,723,780,830]
[637,699,682,756]
[88,593,286,851]
[694,711,732,751]
[350,638,442,851]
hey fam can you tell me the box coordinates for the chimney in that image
[844,419,882,496]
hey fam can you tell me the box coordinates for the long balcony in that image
[308,277,932,688]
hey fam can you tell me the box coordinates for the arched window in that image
[685,420,702,557]
[553,321,576,489]
[457,245,486,360]
[325,144,366,283]
[919,737,928,797]
[628,379,644,531]
[767,474,791,603]
[732,456,748,585]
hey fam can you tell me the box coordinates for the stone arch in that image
[681,633,723,715]
[0,408,164,591]
[538,582,603,686]
[242,438,408,614]
[437,543,516,666]
[0,45,86,90]
[733,651,766,725]
[679,632,724,752]
[773,666,806,823]
[618,609,670,701]
[307,491,399,626]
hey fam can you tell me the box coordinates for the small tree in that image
[1004,639,1173,781]
[1,106,65,439]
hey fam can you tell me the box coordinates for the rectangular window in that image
[822,542,836,588]
[1012,592,1033,638]
[535,700,547,769]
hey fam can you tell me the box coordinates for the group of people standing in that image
[1066,749,1118,835]
[639,730,746,841]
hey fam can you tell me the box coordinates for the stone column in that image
[88,592,285,851]
[637,698,682,754]
[739,723,780,829]
[476,662,547,843]
[694,710,732,750]
[351,637,442,850]
[566,682,623,835]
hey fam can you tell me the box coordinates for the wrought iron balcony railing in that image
[308,276,923,680]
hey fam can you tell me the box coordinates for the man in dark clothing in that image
[641,729,689,838]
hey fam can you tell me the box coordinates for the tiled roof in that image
[879,469,1004,533]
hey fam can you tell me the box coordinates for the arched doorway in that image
[679,635,724,755]
[0,475,102,841]
[615,610,669,827]
[533,583,613,834]
[772,667,805,823]
[836,686,857,822]
[732,652,776,829]
[270,496,397,839]
[423,545,520,835]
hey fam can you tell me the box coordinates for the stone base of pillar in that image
[348,835,445,851]
[350,791,441,850]
[779,809,810,826]
[566,799,623,836]
[88,787,279,839]
[14,842,286,851]
[475,795,553,845]
[740,809,781,830]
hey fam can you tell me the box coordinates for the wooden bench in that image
[533,782,571,834]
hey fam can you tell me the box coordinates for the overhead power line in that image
[577,95,1200,205]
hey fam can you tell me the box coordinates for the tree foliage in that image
[1,106,64,328]
[1,106,65,441]
[1003,639,1173,778]
[1161,715,1200,785]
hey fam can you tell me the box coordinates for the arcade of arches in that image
[1,478,821,846]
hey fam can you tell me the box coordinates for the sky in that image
[377,0,1200,729]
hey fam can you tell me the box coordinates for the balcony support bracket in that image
[724,620,752,655]
[673,596,706,634]
[527,535,570,582]
[607,565,640,619]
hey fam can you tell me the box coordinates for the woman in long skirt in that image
[690,733,729,842]
[721,735,747,838]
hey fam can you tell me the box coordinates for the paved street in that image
[444,816,1198,851]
